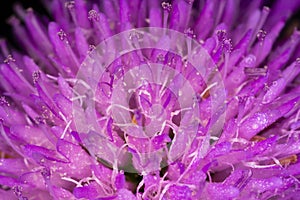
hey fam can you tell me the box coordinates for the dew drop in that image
[243,55,256,67]
[240,55,257,69]
[57,29,67,41]
[3,54,15,64]
[88,9,100,21]
[161,2,172,12]
[178,90,183,96]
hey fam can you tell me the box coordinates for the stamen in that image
[57,29,67,41]
[222,39,233,53]
[64,1,75,9]
[0,96,9,106]
[4,54,15,64]
[277,155,297,166]
[216,30,226,42]
[161,2,172,29]
[184,28,196,38]
[32,71,41,84]
[88,10,100,21]
[244,66,268,77]
[250,135,266,142]
[161,2,172,12]
[88,45,96,54]
[0,39,9,56]
[132,115,138,125]
[257,29,267,43]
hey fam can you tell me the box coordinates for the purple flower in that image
[0,0,300,199]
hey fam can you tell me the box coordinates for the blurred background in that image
[0,0,47,46]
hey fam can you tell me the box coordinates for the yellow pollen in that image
[132,116,138,125]
[250,135,266,142]
[278,155,297,166]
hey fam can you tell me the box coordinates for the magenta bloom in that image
[0,0,300,199]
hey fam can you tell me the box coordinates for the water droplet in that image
[4,54,15,64]
[161,2,172,12]
[245,55,255,64]
[257,30,267,42]
[57,29,67,41]
[88,9,100,21]
[184,28,196,38]
[216,30,226,42]
[241,55,256,68]
[178,90,182,96]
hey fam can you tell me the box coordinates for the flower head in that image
[0,0,300,199]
